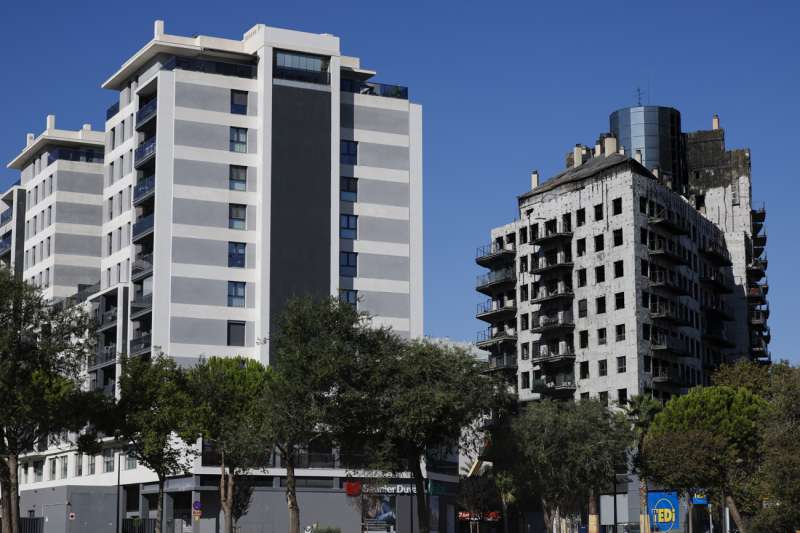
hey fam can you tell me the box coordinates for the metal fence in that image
[0,518,44,533]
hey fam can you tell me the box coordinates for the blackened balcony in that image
[475,242,515,268]
[531,255,574,275]
[648,211,689,235]
[650,335,687,357]
[747,284,767,304]
[532,227,573,246]
[136,99,157,129]
[702,328,736,349]
[531,312,574,334]
[703,300,734,322]
[700,242,733,266]
[129,333,152,356]
[750,335,770,361]
[132,214,154,242]
[532,375,576,398]
[648,240,689,265]
[133,175,155,205]
[484,353,517,373]
[649,300,688,325]
[132,253,153,281]
[752,230,767,249]
[747,257,767,280]
[649,269,688,295]
[752,206,766,223]
[341,78,408,100]
[750,309,768,329]
[134,137,156,168]
[531,342,576,365]
[476,299,517,323]
[476,268,516,295]
[531,287,574,305]
[476,328,517,349]
[650,368,686,388]
[700,270,734,293]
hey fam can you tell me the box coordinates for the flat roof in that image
[7,126,104,170]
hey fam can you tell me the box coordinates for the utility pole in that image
[115,452,122,533]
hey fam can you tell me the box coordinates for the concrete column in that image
[162,492,174,532]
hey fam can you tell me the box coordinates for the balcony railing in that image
[531,287,574,304]
[532,376,576,396]
[532,226,573,246]
[45,147,104,166]
[132,214,155,241]
[476,300,516,321]
[650,368,685,387]
[131,292,153,309]
[475,242,515,267]
[751,206,766,223]
[88,344,117,368]
[136,99,157,127]
[96,307,118,328]
[747,284,767,302]
[476,328,517,348]
[134,137,156,168]
[132,253,153,278]
[133,175,155,204]
[341,78,408,100]
[0,236,11,256]
[476,268,516,293]
[649,269,688,295]
[0,210,11,226]
[650,335,687,357]
[532,342,576,364]
[700,242,733,266]
[648,240,689,265]
[164,55,257,79]
[649,300,686,324]
[700,270,733,293]
[531,255,574,274]
[106,101,120,120]
[130,333,152,355]
[648,210,689,235]
[531,312,574,333]
[750,310,768,327]
[273,65,331,85]
[485,353,517,372]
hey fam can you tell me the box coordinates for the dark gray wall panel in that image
[357,216,409,244]
[170,316,254,346]
[357,179,409,207]
[357,142,409,170]
[341,104,409,135]
[54,234,101,256]
[358,253,409,281]
[56,171,103,194]
[55,202,102,225]
[359,290,409,318]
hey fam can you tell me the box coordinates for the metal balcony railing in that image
[532,224,573,245]
[476,328,517,347]
[648,209,689,235]
[476,299,516,320]
[45,147,104,166]
[273,65,331,85]
[700,242,733,266]
[531,287,574,304]
[531,255,574,274]
[485,353,517,372]
[476,268,515,291]
[89,344,117,368]
[130,334,152,354]
[649,269,687,295]
[650,335,687,356]
[163,55,257,79]
[132,253,153,277]
[648,240,689,265]
[475,242,515,266]
[531,312,574,333]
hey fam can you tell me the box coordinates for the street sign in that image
[648,491,680,532]
[192,500,202,511]
[692,492,708,505]
[192,509,202,520]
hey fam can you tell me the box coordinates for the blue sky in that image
[2,1,798,362]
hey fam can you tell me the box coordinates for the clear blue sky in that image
[2,1,797,363]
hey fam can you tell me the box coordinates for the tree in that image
[625,394,662,533]
[186,356,273,533]
[264,297,382,533]
[362,340,509,533]
[457,472,501,533]
[712,360,773,398]
[643,386,769,533]
[116,354,194,533]
[0,269,101,533]
[507,399,632,533]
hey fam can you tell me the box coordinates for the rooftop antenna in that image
[636,87,644,106]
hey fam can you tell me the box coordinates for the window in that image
[598,328,607,345]
[341,140,358,165]
[576,238,586,257]
[88,456,95,475]
[581,392,590,400]
[595,265,605,283]
[520,284,529,302]
[74,455,82,477]
[228,281,246,307]
[579,330,589,349]
[340,251,357,277]
[230,90,248,115]
[227,321,246,346]
[339,289,358,306]
[617,356,627,373]
[640,227,648,245]
[229,165,247,191]
[341,177,358,202]
[103,449,115,473]
[520,313,529,330]
[639,196,647,214]
[125,454,137,470]
[520,372,530,390]
[596,296,606,314]
[578,299,587,318]
[599,391,609,406]
[229,127,247,153]
[579,361,589,379]
[612,197,622,215]
[613,229,623,246]
[599,360,608,377]
[615,292,625,310]
[520,342,530,360]
[641,291,650,308]
[228,242,246,268]
[577,268,587,287]
[34,461,43,482]
[340,214,358,239]
[594,203,604,221]
[643,323,651,341]
[576,208,585,227]
[615,324,626,342]
[229,204,246,229]
[614,260,624,278]
[618,388,628,405]
[59,456,68,479]
[49,458,56,480]
[594,234,604,252]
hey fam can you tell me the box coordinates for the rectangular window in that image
[600,391,609,406]
[520,313,529,330]
[49,458,56,480]
[227,321,246,346]
[639,196,647,214]
[339,288,358,306]
[340,214,358,239]
[228,242,246,268]
[612,197,622,215]
[616,324,626,342]
[229,204,246,229]
[594,203,604,221]
[595,265,605,283]
[617,356,627,373]
[618,388,628,405]
[231,90,248,115]
[599,360,608,377]
[576,208,585,227]
[227,281,246,307]
[125,454,137,470]
[59,456,68,479]
[578,299,587,318]
[34,461,43,482]
[596,296,606,314]
[229,127,247,153]
[577,268,587,287]
[598,328,607,345]
[594,234,604,252]
[615,292,625,310]
[579,330,589,349]
[340,177,358,202]
[576,238,586,257]
[88,456,95,475]
[520,342,530,360]
[614,260,624,278]
[521,372,530,389]
[613,228,623,246]
[341,140,358,165]
[103,449,114,473]
[340,251,357,277]
[579,361,589,379]
[74,454,82,477]
[229,165,247,191]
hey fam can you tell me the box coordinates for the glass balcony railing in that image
[136,99,157,127]
[89,344,117,368]
[164,56,257,79]
[476,268,516,291]
[132,253,153,277]
[106,101,120,120]
[134,138,156,167]
[130,333,151,354]
[132,214,154,240]
[341,78,408,100]
[0,236,11,255]
[45,147,104,166]
[133,176,155,203]
[273,65,330,85]
[0,210,12,226]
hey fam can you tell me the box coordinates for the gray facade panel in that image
[55,202,102,225]
[174,120,228,151]
[358,253,409,281]
[341,104,409,135]
[357,216,410,244]
[172,198,256,229]
[175,82,230,113]
[173,159,258,193]
[53,265,100,290]
[357,179,410,207]
[359,290,410,319]
[55,171,103,194]
[172,237,227,267]
[54,234,101,256]
[270,84,332,337]
[172,276,223,307]
[358,142,409,171]
[170,316,255,346]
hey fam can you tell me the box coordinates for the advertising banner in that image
[648,491,680,532]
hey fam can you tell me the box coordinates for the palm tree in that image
[625,394,662,533]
